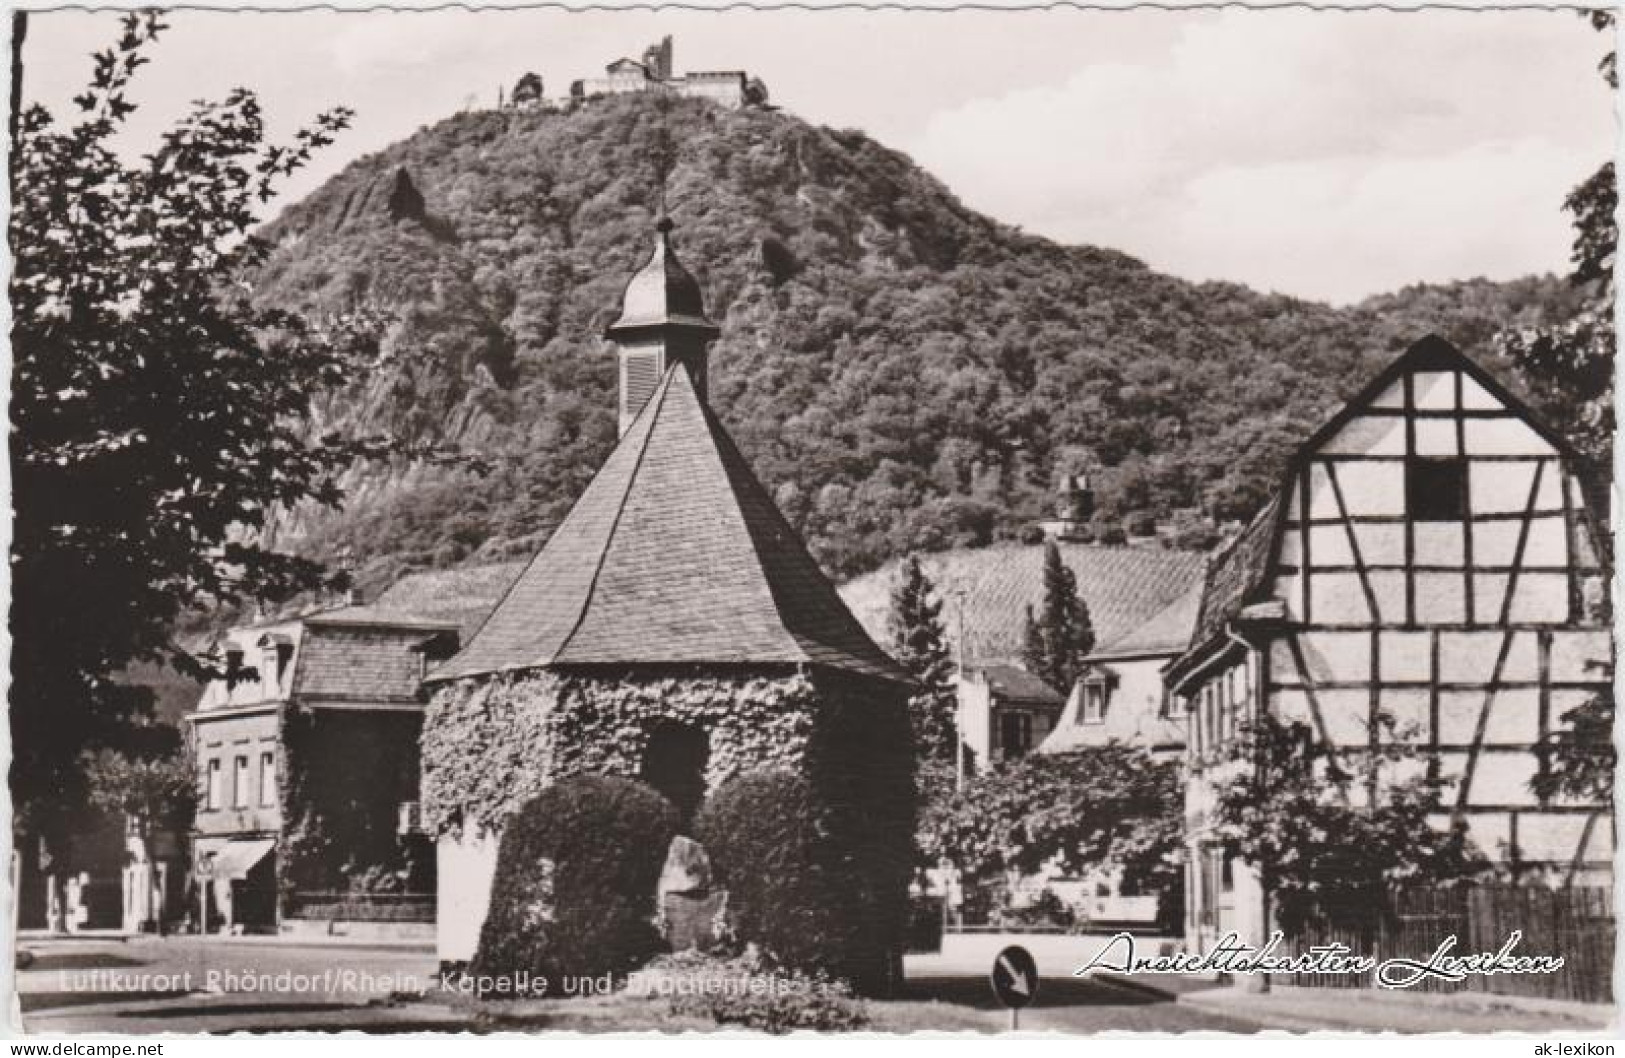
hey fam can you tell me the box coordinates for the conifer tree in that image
[1021,541,1095,695]
[887,555,959,762]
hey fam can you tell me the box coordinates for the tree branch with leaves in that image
[9,11,377,840]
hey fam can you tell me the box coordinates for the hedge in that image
[472,775,678,988]
[696,768,909,997]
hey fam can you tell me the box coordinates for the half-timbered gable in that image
[1170,335,1613,948]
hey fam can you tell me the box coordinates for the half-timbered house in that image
[1167,335,1614,950]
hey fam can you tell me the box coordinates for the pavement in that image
[15,935,458,1034]
[1097,971,1620,1034]
[11,933,1616,1034]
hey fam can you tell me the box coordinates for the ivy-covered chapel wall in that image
[422,668,822,840]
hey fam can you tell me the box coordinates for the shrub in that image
[696,771,895,994]
[472,775,678,989]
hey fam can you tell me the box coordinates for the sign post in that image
[989,944,1039,1031]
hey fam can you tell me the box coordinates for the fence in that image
[284,890,436,923]
[1281,885,1613,1004]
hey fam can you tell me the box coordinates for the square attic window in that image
[1407,457,1467,522]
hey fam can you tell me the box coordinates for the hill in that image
[248,93,1584,589]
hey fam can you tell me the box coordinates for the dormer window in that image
[257,634,294,692]
[1076,667,1113,725]
[1081,683,1107,724]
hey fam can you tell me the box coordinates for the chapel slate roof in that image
[839,544,1205,667]
[429,366,908,683]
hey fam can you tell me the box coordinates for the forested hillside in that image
[250,93,1583,588]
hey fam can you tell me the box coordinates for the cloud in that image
[905,10,1612,303]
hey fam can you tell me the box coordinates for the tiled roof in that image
[303,604,460,632]
[969,664,1065,706]
[839,543,1206,667]
[370,563,525,639]
[1092,582,1204,658]
[293,624,433,702]
[431,367,908,683]
[1184,496,1282,661]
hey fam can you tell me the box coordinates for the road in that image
[896,968,1266,1033]
[14,936,1270,1034]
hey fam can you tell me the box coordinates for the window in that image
[259,751,276,807]
[1407,457,1467,522]
[233,755,250,809]
[206,759,223,810]
[224,647,245,688]
[999,711,1034,758]
[1081,684,1107,724]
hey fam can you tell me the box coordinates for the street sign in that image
[990,944,1039,1029]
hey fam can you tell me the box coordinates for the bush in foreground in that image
[472,775,678,988]
[696,770,899,994]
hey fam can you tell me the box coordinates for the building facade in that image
[1040,583,1201,758]
[189,606,457,933]
[956,664,1066,771]
[1168,336,1614,950]
[420,217,914,993]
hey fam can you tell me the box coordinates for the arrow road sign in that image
[990,944,1039,1013]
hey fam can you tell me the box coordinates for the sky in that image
[20,6,1617,304]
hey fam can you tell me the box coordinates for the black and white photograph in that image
[6,1,1618,1040]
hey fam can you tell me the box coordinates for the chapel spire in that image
[605,216,721,435]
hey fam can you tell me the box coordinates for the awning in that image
[206,838,275,881]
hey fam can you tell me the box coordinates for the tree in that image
[1497,11,1615,474]
[10,13,371,841]
[509,71,544,107]
[1211,715,1486,929]
[1533,686,1615,804]
[1020,540,1095,694]
[84,743,197,860]
[919,745,1183,931]
[886,555,958,762]
[919,746,1182,897]
[1498,11,1615,810]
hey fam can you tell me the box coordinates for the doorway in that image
[640,722,710,829]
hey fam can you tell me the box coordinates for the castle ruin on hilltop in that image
[567,36,769,109]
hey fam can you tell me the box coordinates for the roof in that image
[370,562,525,639]
[967,664,1065,707]
[839,544,1205,667]
[1090,581,1204,658]
[1039,661,1188,756]
[292,623,437,701]
[430,365,908,683]
[302,604,459,633]
[606,217,721,338]
[1184,495,1282,665]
